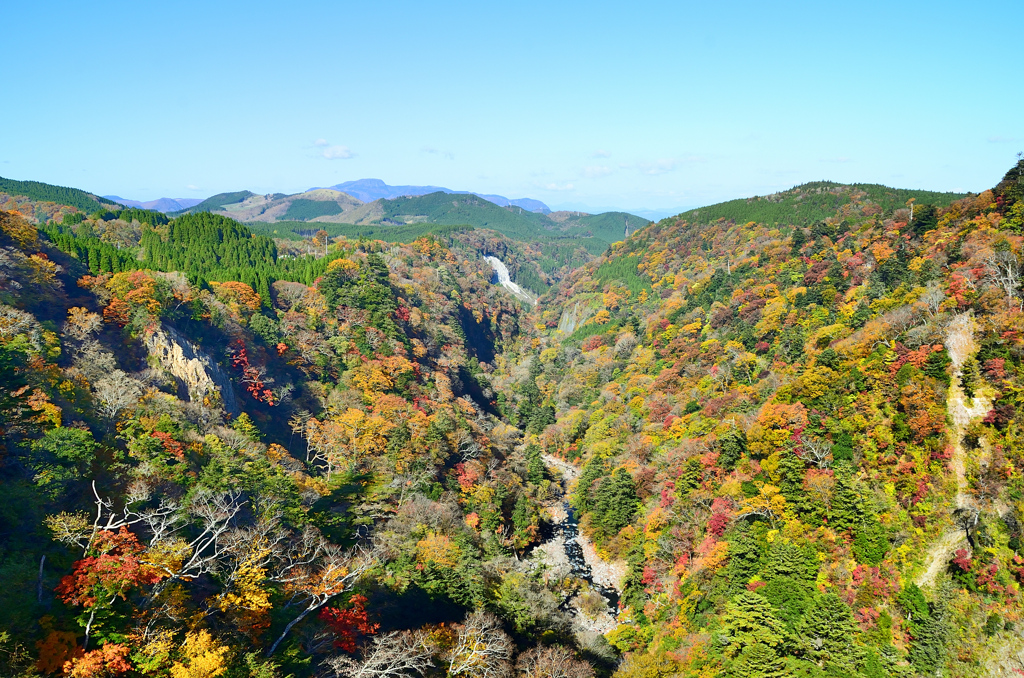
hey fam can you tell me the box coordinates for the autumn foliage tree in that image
[56,528,162,648]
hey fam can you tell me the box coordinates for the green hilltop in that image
[171,190,256,215]
[372,192,648,244]
[166,186,651,249]
[679,181,968,227]
[0,175,120,213]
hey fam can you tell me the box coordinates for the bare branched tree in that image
[328,630,436,678]
[63,307,103,341]
[445,610,514,678]
[93,370,144,421]
[73,341,117,383]
[0,304,38,340]
[456,429,482,461]
[613,332,638,359]
[919,281,946,317]
[70,481,176,555]
[985,249,1024,310]
[266,529,379,655]
[953,506,981,544]
[796,436,834,469]
[516,644,595,678]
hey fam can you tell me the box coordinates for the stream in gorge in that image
[553,502,620,608]
[531,455,625,633]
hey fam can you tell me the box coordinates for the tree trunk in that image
[37,555,46,604]
[267,604,316,656]
[83,609,97,650]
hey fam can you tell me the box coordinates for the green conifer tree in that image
[797,593,859,670]
[525,443,544,485]
[729,643,788,678]
[719,591,788,658]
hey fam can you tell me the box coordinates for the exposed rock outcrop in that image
[145,325,239,415]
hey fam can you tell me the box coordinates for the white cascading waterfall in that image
[484,255,537,305]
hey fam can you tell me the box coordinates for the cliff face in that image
[144,325,239,414]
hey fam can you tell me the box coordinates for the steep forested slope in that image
[2,164,1022,678]
[0,202,606,677]
[0,176,120,214]
[681,182,967,228]
[495,161,1024,676]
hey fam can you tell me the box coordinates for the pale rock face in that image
[145,325,239,414]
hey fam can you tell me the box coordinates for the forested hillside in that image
[496,160,1024,676]
[172,187,647,264]
[0,176,120,214]
[0,199,577,677]
[1,162,1022,678]
[680,183,967,228]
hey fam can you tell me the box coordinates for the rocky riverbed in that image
[529,455,627,634]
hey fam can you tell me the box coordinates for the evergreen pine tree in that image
[852,514,889,565]
[719,591,788,658]
[594,468,638,535]
[776,450,810,517]
[761,576,812,630]
[231,412,262,441]
[905,584,952,674]
[797,593,859,670]
[525,443,544,485]
[764,541,817,583]
[719,426,747,471]
[572,458,606,513]
[729,643,788,678]
[790,227,807,254]
[725,528,765,591]
[620,534,648,618]
[829,462,861,532]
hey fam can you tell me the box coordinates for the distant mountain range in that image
[17,176,648,250]
[321,179,551,214]
[168,186,648,247]
[107,179,552,216]
[104,196,204,212]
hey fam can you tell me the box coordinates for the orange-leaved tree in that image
[55,527,163,649]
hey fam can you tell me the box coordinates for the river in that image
[530,455,625,633]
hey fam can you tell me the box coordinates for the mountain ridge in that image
[323,178,552,213]
[103,195,204,212]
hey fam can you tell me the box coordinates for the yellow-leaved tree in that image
[170,630,230,678]
[216,539,273,640]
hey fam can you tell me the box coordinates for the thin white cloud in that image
[637,159,679,175]
[422,146,455,160]
[632,156,704,175]
[583,165,613,178]
[592,149,611,158]
[187,184,200,190]
[544,182,575,191]
[322,145,354,160]
[818,156,852,163]
[313,138,354,159]
[987,135,1018,143]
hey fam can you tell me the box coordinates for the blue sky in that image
[3,0,1021,216]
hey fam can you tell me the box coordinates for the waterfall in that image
[484,255,536,305]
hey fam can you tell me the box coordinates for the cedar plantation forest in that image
[0,160,1023,678]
